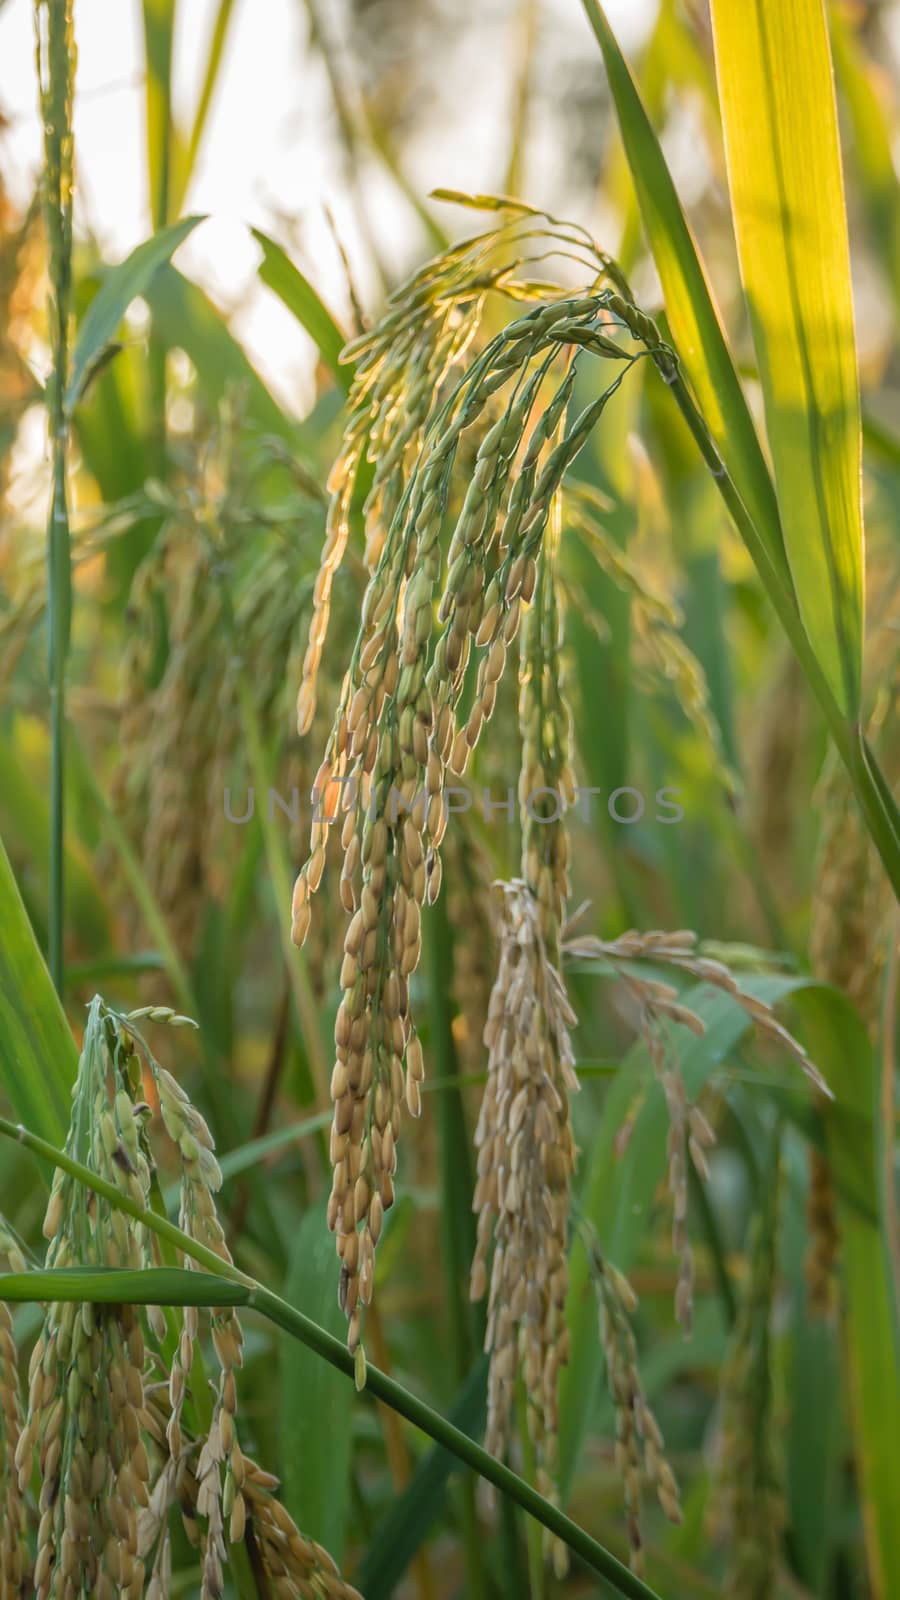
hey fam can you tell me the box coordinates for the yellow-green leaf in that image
[710,0,865,715]
[0,833,76,1148]
[580,1,793,604]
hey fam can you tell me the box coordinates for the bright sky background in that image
[0,0,657,416]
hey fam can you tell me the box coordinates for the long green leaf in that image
[0,834,76,1145]
[579,0,792,602]
[145,265,293,437]
[709,0,865,716]
[252,227,351,392]
[142,0,178,229]
[279,1210,353,1558]
[67,216,204,410]
[794,987,900,1597]
[177,0,237,212]
[830,7,900,316]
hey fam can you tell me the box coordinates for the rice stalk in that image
[34,0,76,993]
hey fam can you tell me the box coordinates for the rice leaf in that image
[178,0,237,210]
[709,0,865,716]
[579,0,792,602]
[252,227,351,392]
[793,986,900,1598]
[145,264,293,436]
[0,832,76,1147]
[279,1208,353,1559]
[141,0,178,228]
[0,733,112,954]
[830,6,900,313]
[67,216,204,410]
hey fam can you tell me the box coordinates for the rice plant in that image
[0,1,898,1597]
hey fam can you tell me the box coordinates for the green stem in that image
[36,0,76,993]
[0,1115,662,1600]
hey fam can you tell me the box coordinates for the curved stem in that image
[0,1115,661,1600]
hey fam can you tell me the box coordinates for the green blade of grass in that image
[36,0,76,996]
[279,1209,353,1560]
[830,6,900,316]
[252,227,352,393]
[141,0,178,230]
[709,0,865,717]
[66,216,204,410]
[579,0,792,602]
[0,733,112,955]
[0,833,76,1147]
[145,265,296,437]
[175,0,237,213]
[793,987,900,1598]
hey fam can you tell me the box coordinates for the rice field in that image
[0,1,898,1597]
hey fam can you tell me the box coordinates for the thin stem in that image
[36,0,76,993]
[0,1115,663,1600]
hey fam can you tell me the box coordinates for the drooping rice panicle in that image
[0,1221,29,1595]
[18,999,154,1599]
[469,497,580,1552]
[291,208,667,1349]
[565,925,823,1330]
[586,1240,682,1576]
[470,880,579,1561]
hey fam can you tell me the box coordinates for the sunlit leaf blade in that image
[252,227,351,392]
[709,0,865,716]
[67,216,205,410]
[830,7,900,314]
[579,0,792,602]
[178,0,237,211]
[0,833,76,1146]
[141,0,178,229]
